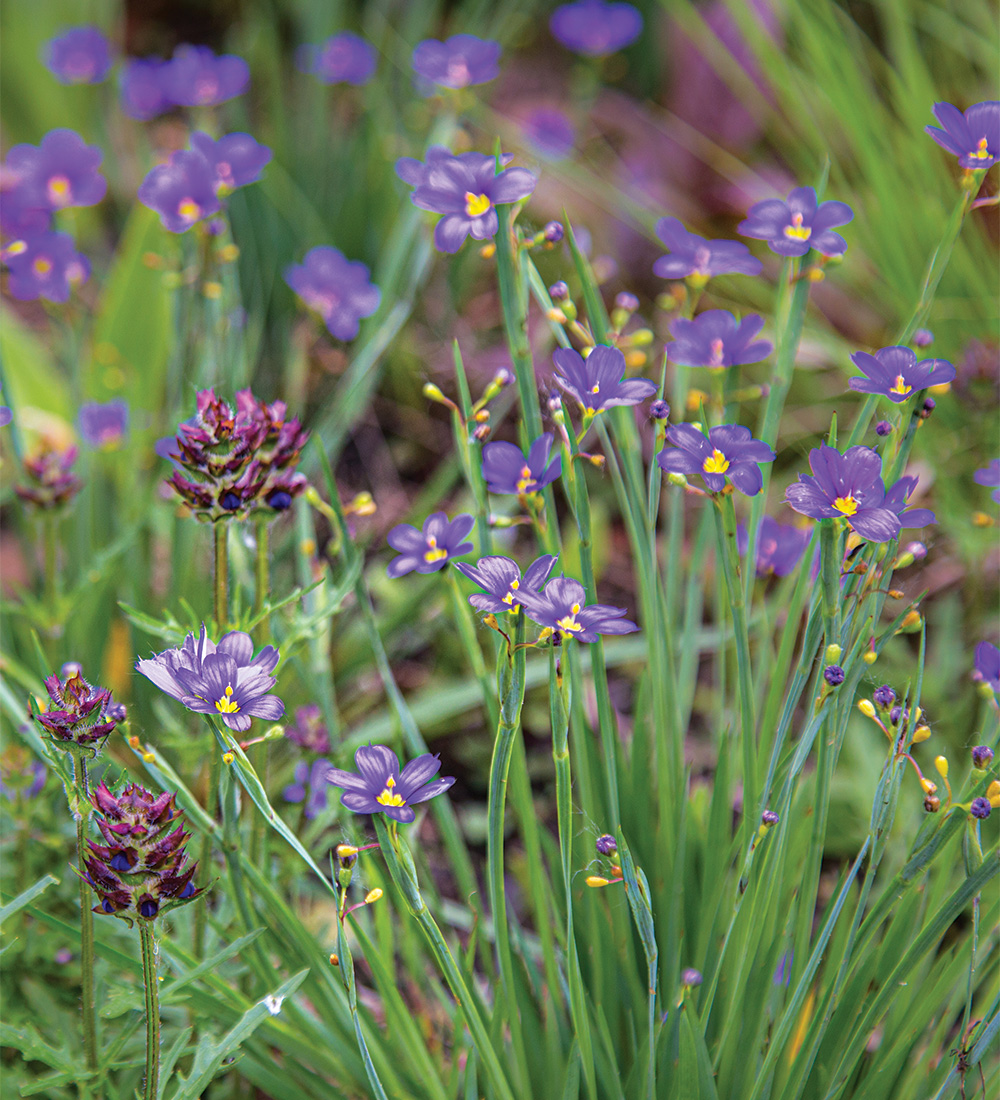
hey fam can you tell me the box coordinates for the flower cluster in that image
[297,33,376,85]
[15,443,83,509]
[666,310,772,368]
[30,669,125,750]
[284,246,380,341]
[45,26,113,84]
[387,512,474,577]
[550,1,643,56]
[121,44,249,119]
[654,218,762,281]
[552,345,656,414]
[739,187,853,258]
[327,744,455,824]
[412,35,500,89]
[657,423,775,496]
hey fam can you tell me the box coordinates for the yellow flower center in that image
[376,775,406,808]
[590,383,600,394]
[424,535,448,563]
[502,578,520,606]
[215,684,240,714]
[464,191,491,217]
[177,198,201,222]
[32,257,53,276]
[833,495,858,517]
[702,448,730,475]
[972,137,990,160]
[783,212,812,241]
[557,602,584,635]
[516,464,534,493]
[47,175,71,205]
[889,374,911,395]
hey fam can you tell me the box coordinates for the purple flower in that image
[657,423,775,496]
[412,35,500,89]
[552,345,656,413]
[298,33,376,85]
[736,516,813,577]
[824,665,845,686]
[14,443,82,508]
[666,310,772,368]
[136,625,284,734]
[521,107,575,160]
[120,58,173,120]
[455,554,558,614]
[925,101,1000,170]
[386,512,475,578]
[163,45,249,107]
[285,704,331,754]
[138,150,221,233]
[653,217,762,280]
[973,642,1000,694]
[482,434,562,495]
[326,744,455,824]
[738,186,853,258]
[284,246,380,341]
[784,444,900,543]
[398,147,536,254]
[45,27,113,84]
[0,756,46,801]
[883,476,935,529]
[550,1,643,56]
[79,399,129,449]
[189,132,272,194]
[970,797,992,820]
[283,759,333,819]
[0,176,51,237]
[5,129,106,211]
[516,576,639,642]
[848,346,955,403]
[3,231,90,302]
[595,834,617,855]
[974,459,1000,504]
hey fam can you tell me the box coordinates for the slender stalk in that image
[43,515,59,616]
[139,921,160,1100]
[213,522,229,631]
[73,755,98,1077]
[250,517,269,866]
[446,569,499,730]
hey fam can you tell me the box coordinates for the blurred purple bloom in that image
[552,345,656,412]
[398,147,536,253]
[925,101,1000,169]
[785,445,900,543]
[283,759,333,819]
[327,743,455,824]
[482,434,562,495]
[973,642,1000,693]
[45,27,113,84]
[736,516,813,577]
[971,797,992,820]
[973,459,1000,503]
[848,346,955,403]
[5,129,107,211]
[387,512,475,578]
[163,45,249,107]
[883,476,935,529]
[912,329,934,348]
[285,704,331,754]
[412,35,500,89]
[298,33,376,85]
[0,391,11,428]
[120,58,172,120]
[455,554,558,614]
[550,1,643,56]
[189,132,272,194]
[653,217,762,280]
[79,399,129,449]
[657,423,775,496]
[516,576,639,642]
[0,176,51,236]
[138,150,221,232]
[284,246,380,341]
[522,107,575,160]
[3,231,90,302]
[14,443,82,508]
[738,187,853,258]
[667,310,772,368]
[0,758,47,801]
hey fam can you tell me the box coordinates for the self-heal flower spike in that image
[552,345,656,413]
[657,423,775,496]
[550,0,643,56]
[848,346,955,403]
[162,44,249,107]
[14,443,82,508]
[482,434,562,495]
[925,101,1000,170]
[386,512,475,578]
[326,744,455,824]
[666,310,772,368]
[3,231,90,302]
[412,35,500,89]
[31,669,124,749]
[516,576,639,642]
[653,218,762,280]
[284,246,380,341]
[5,129,107,211]
[973,459,1000,504]
[455,554,558,614]
[45,27,113,84]
[785,444,900,543]
[738,187,853,258]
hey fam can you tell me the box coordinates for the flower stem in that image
[213,521,229,631]
[139,920,160,1100]
[72,755,98,1077]
[43,514,59,626]
[250,517,269,867]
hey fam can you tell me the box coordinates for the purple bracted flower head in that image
[455,554,558,614]
[120,58,172,120]
[883,476,935,529]
[189,132,272,195]
[973,642,1000,694]
[848,346,955,403]
[738,187,853,258]
[666,310,772,368]
[79,399,129,450]
[5,129,107,211]
[736,516,813,577]
[31,669,124,750]
[925,102,1000,170]
[516,576,639,642]
[785,444,900,543]
[482,434,562,495]
[283,759,333,819]
[284,246,380,341]
[398,147,536,254]
[138,150,221,233]
[550,1,643,56]
[653,218,762,281]
[163,44,249,107]
[286,704,331,754]
[3,231,90,302]
[14,442,82,508]
[522,108,575,160]
[327,744,456,824]
[137,625,284,734]
[973,459,1000,504]
[299,33,376,85]
[412,35,500,89]
[657,423,775,496]
[552,345,656,413]
[387,512,475,578]
[45,27,113,84]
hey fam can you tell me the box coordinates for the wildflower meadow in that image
[2,2,999,1098]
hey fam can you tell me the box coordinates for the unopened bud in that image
[142,751,156,763]
[543,221,564,243]
[825,644,842,663]
[807,267,825,283]
[423,382,449,404]
[624,349,647,369]
[875,421,892,437]
[615,292,639,313]
[546,307,568,324]
[364,888,383,904]
[912,725,931,743]
[896,610,922,633]
[971,746,994,770]
[329,953,339,966]
[970,797,991,819]
[202,281,223,300]
[222,752,234,765]
[480,242,496,259]
[919,777,937,794]
[858,699,877,718]
[128,735,141,749]
[987,780,1000,807]
[474,424,491,442]
[474,409,490,423]
[681,967,703,987]
[972,511,994,527]
[862,649,878,665]
[548,281,569,300]
[347,492,376,517]
[649,399,670,421]
[588,453,605,469]
[933,756,949,778]
[595,834,617,855]
[923,794,940,813]
[586,875,610,888]
[666,472,688,487]
[912,328,934,347]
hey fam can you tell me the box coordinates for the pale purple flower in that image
[326,744,455,824]
[79,399,129,449]
[657,423,775,495]
[667,310,772,368]
[189,132,272,194]
[738,187,853,257]
[45,27,113,84]
[737,516,813,577]
[883,476,935,529]
[653,217,762,280]
[925,102,1000,170]
[550,1,643,56]
[298,33,376,85]
[482,434,562,495]
[163,45,249,107]
[284,246,380,341]
[412,35,500,89]
[455,554,559,614]
[5,129,107,211]
[552,344,656,412]
[283,759,333,819]
[3,231,90,302]
[138,150,221,232]
[285,704,331,754]
[120,58,172,120]
[973,642,1000,693]
[974,459,1000,503]
[386,512,475,578]
[516,576,639,642]
[848,346,955,403]
[522,107,575,160]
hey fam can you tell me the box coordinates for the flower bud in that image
[548,281,569,300]
[595,834,617,855]
[825,644,842,664]
[971,746,994,770]
[543,221,564,243]
[857,699,877,718]
[912,329,933,347]
[761,810,779,827]
[824,665,845,687]
[862,649,878,665]
[923,794,941,813]
[919,777,937,795]
[586,875,610,888]
[987,780,1000,807]
[615,292,639,313]
[364,888,383,904]
[649,400,670,421]
[875,420,892,437]
[873,685,896,709]
[970,797,992,820]
[681,968,703,987]
[911,725,931,743]
[933,755,949,779]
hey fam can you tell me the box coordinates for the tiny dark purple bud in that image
[970,797,992,820]
[615,292,639,312]
[873,685,896,709]
[649,399,670,420]
[912,329,934,347]
[889,706,907,726]
[904,541,927,561]
[681,968,703,987]
[972,746,994,769]
[824,665,845,686]
[595,833,617,855]
[109,851,133,872]
[549,281,569,300]
[761,809,779,827]
[875,420,892,437]
[219,490,241,511]
[921,397,936,417]
[543,221,564,243]
[267,490,292,511]
[138,897,159,919]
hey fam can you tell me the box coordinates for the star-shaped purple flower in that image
[482,434,562,495]
[138,150,221,232]
[552,345,656,413]
[738,187,854,258]
[784,444,900,543]
[848,346,955,403]
[737,516,814,577]
[666,310,772,368]
[189,132,272,194]
[412,34,500,89]
[283,759,333,819]
[973,641,1000,694]
[397,147,536,254]
[550,1,643,57]
[284,246,380,341]
[3,231,90,302]
[883,476,935,529]
[974,459,1000,503]
[925,102,1000,170]
[455,554,558,614]
[653,217,762,280]
[5,129,107,212]
[657,423,775,496]
[387,512,475,578]
[162,44,249,107]
[298,33,376,85]
[516,576,639,642]
[120,58,172,120]
[79,399,129,449]
[45,26,113,85]
[326,744,455,824]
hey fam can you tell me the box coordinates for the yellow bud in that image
[263,724,285,741]
[348,492,376,517]
[588,454,605,469]
[336,844,359,859]
[919,777,937,794]
[624,349,647,369]
[888,589,905,600]
[987,780,1000,807]
[933,756,949,778]
[142,751,155,763]
[128,735,141,749]
[686,389,707,412]
[911,725,931,743]
[628,328,654,347]
[300,538,317,556]
[858,699,877,718]
[807,267,825,283]
[666,472,688,487]
[364,888,383,904]
[586,876,610,888]
[480,242,496,259]
[546,307,567,323]
[422,382,448,403]
[862,649,878,665]
[329,953,340,967]
[218,243,240,263]
[222,752,234,765]
[971,511,995,528]
[474,409,490,423]
[202,281,223,300]
[895,610,922,634]
[845,531,864,553]
[914,706,923,723]
[825,644,842,663]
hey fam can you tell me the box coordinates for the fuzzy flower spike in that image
[327,744,455,824]
[925,101,1000,169]
[738,187,853,257]
[848,346,955,403]
[657,423,775,496]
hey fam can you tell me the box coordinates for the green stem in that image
[73,755,98,1077]
[446,569,499,730]
[494,202,540,441]
[139,921,160,1100]
[43,515,59,617]
[252,517,269,642]
[213,522,229,631]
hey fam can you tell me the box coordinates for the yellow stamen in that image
[590,383,600,394]
[516,464,534,493]
[702,448,730,475]
[424,535,447,563]
[215,684,240,714]
[833,495,858,517]
[783,212,812,241]
[464,191,491,217]
[32,258,53,276]
[972,137,990,160]
[557,602,583,635]
[177,198,201,222]
[376,774,406,808]
[889,374,912,396]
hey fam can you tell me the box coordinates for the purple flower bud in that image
[970,797,992,820]
[920,397,936,418]
[549,281,569,300]
[681,967,703,987]
[873,685,896,709]
[904,541,927,561]
[972,746,994,769]
[649,399,670,420]
[889,706,907,726]
[824,665,845,686]
[615,291,639,312]
[912,329,934,347]
[875,420,892,437]
[595,834,617,854]
[544,221,564,243]
[761,809,779,826]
